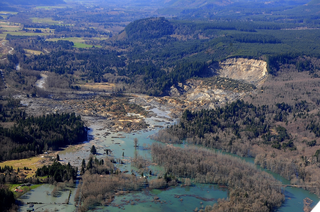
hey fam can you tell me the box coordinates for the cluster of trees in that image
[17,40,208,94]
[36,161,78,182]
[0,186,16,212]
[0,98,26,122]
[22,48,125,77]
[75,172,146,211]
[0,166,13,173]
[75,155,149,211]
[0,169,40,185]
[254,152,320,196]
[81,156,114,175]
[0,112,87,161]
[120,60,207,95]
[229,34,281,44]
[266,54,317,75]
[151,143,285,211]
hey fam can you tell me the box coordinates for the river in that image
[18,105,319,212]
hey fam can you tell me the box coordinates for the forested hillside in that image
[4,14,320,97]
[152,57,320,197]
[0,98,87,161]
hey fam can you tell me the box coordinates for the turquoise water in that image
[211,148,320,212]
[19,108,320,211]
[18,184,77,212]
[93,185,228,212]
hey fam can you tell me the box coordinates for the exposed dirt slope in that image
[211,58,268,86]
[165,58,268,113]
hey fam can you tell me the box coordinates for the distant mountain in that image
[103,0,311,9]
[1,0,65,6]
[97,0,314,18]
[156,0,317,19]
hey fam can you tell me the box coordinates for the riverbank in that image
[13,93,320,212]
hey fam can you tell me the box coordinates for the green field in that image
[0,21,54,37]
[0,26,21,31]
[47,37,102,48]
[0,11,18,15]
[47,37,85,43]
[73,42,97,48]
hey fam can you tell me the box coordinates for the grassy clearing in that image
[0,11,18,15]
[8,184,20,191]
[0,157,41,178]
[0,22,21,32]
[59,144,84,154]
[24,49,43,55]
[31,17,62,25]
[78,82,115,90]
[46,37,101,48]
[73,42,95,48]
[0,22,53,37]
[47,37,85,43]
[0,22,10,25]
[8,184,42,198]
[92,37,109,40]
[0,26,21,32]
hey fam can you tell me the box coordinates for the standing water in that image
[18,106,319,211]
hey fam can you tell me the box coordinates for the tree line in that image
[36,161,78,182]
[153,100,310,151]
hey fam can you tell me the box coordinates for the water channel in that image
[18,107,320,212]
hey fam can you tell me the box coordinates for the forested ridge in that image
[12,45,209,95]
[0,98,87,161]
[5,15,320,96]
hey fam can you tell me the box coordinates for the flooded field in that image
[18,184,77,212]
